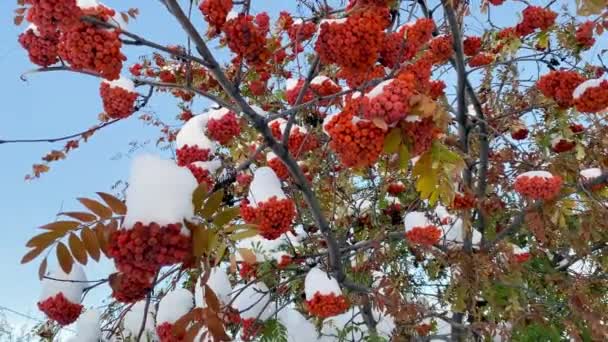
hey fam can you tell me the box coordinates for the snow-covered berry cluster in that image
[514,171,563,200]
[515,6,557,37]
[305,268,349,318]
[406,225,442,246]
[537,70,586,108]
[573,79,608,113]
[38,293,84,326]
[37,266,86,325]
[18,26,59,67]
[361,77,416,124]
[206,108,241,145]
[99,77,138,119]
[285,78,314,105]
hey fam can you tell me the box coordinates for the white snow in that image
[321,308,394,340]
[123,301,156,338]
[510,244,528,255]
[277,307,321,342]
[232,282,271,320]
[320,18,347,25]
[206,107,231,121]
[405,115,422,122]
[442,218,482,246]
[322,114,336,135]
[516,170,553,180]
[195,267,233,307]
[103,76,135,92]
[176,115,218,151]
[403,211,432,231]
[39,266,86,304]
[268,118,287,128]
[467,104,477,117]
[311,76,332,86]
[573,78,601,99]
[235,231,302,261]
[581,167,602,180]
[69,309,101,342]
[304,267,342,299]
[76,0,100,9]
[266,151,279,161]
[123,154,198,228]
[286,78,301,91]
[279,121,308,134]
[293,19,304,25]
[26,23,40,36]
[351,91,362,99]
[157,288,194,324]
[365,79,393,99]
[550,135,570,148]
[250,104,267,117]
[226,11,239,21]
[191,159,223,174]
[247,167,286,205]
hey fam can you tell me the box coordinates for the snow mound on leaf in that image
[278,306,322,342]
[195,267,232,307]
[191,159,223,174]
[304,267,341,299]
[157,288,193,325]
[68,309,101,342]
[124,154,197,228]
[516,170,553,180]
[232,282,271,320]
[581,167,602,179]
[403,211,432,231]
[176,115,217,151]
[247,166,286,205]
[103,76,135,92]
[40,266,86,303]
[124,301,156,338]
[573,78,601,99]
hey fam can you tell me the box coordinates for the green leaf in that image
[201,190,224,219]
[192,182,209,213]
[212,207,240,227]
[192,225,211,257]
[229,228,259,241]
[383,127,401,154]
[259,319,288,342]
[398,144,410,170]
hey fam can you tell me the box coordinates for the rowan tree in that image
[8,0,608,341]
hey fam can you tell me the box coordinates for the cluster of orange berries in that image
[451,192,477,210]
[403,117,441,156]
[362,79,416,124]
[110,272,153,303]
[241,318,263,341]
[574,80,608,113]
[207,111,241,145]
[240,196,296,240]
[310,78,342,105]
[428,35,454,64]
[24,0,81,34]
[267,156,290,180]
[156,322,185,342]
[338,65,385,89]
[286,79,314,105]
[514,174,563,200]
[316,6,390,71]
[306,292,349,318]
[387,182,406,196]
[576,21,596,50]
[187,164,215,187]
[107,222,192,301]
[287,20,317,55]
[516,6,557,37]
[18,28,59,67]
[468,53,495,67]
[324,101,386,168]
[99,82,138,119]
[199,0,233,36]
[37,293,83,326]
[537,70,586,108]
[222,14,270,67]
[238,262,257,280]
[463,36,482,56]
[406,225,442,246]
[176,145,212,166]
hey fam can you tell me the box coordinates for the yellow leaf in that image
[192,182,209,212]
[212,207,240,227]
[398,144,410,170]
[229,228,259,241]
[26,230,63,249]
[192,225,210,257]
[237,248,257,264]
[40,220,80,233]
[201,190,224,219]
[383,127,402,154]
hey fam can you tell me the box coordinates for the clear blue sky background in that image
[0,0,593,336]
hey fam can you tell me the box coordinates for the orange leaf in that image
[14,15,24,26]
[95,224,109,257]
[21,247,44,264]
[81,227,101,261]
[237,248,257,264]
[372,117,388,131]
[68,233,88,265]
[204,285,221,312]
[38,258,47,280]
[40,220,80,233]
[96,192,127,215]
[184,322,205,341]
[207,312,230,341]
[26,231,62,249]
[78,198,112,219]
[56,242,73,274]
[60,212,97,222]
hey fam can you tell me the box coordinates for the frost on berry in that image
[99,77,138,119]
[537,70,586,108]
[514,171,563,200]
[18,27,59,67]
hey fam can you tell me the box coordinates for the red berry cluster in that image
[402,117,440,156]
[463,36,482,56]
[241,318,263,341]
[468,52,495,67]
[111,272,153,303]
[338,65,385,89]
[37,293,83,326]
[387,182,406,196]
[325,101,386,168]
[286,79,314,105]
[537,70,586,108]
[236,172,253,187]
[108,222,192,281]
[400,18,436,60]
[429,35,453,64]
[510,122,529,140]
[362,78,416,124]
[515,6,557,37]
[514,174,563,200]
[488,0,505,5]
[222,14,270,67]
[405,225,442,246]
[316,7,390,71]
[207,111,241,145]
[267,156,290,180]
[18,28,59,67]
[512,252,531,263]
[306,292,349,318]
[240,197,296,240]
[24,0,81,34]
[187,163,215,188]
[58,21,125,80]
[551,138,576,153]
[310,78,342,106]
[157,322,185,342]
[287,21,317,55]
[238,262,258,280]
[99,82,138,119]
[451,192,476,210]
[199,0,233,36]
[277,255,293,269]
[576,21,596,50]
[176,144,212,166]
[574,80,608,113]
